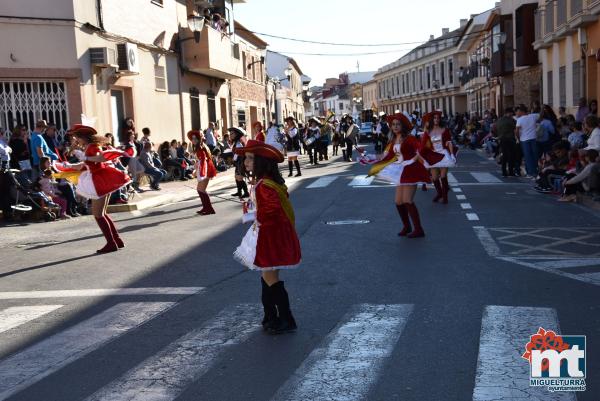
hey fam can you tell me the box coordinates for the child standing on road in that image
[233,140,301,334]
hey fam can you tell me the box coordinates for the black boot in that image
[268,281,297,334]
[231,181,242,197]
[294,160,302,177]
[288,161,294,177]
[240,180,250,198]
[261,278,277,331]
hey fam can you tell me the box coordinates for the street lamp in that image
[186,15,205,43]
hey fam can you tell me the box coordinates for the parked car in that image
[358,122,374,142]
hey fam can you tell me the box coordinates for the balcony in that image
[181,25,243,80]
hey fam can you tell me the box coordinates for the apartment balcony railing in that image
[181,25,243,80]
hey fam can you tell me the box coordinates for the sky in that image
[234,0,497,86]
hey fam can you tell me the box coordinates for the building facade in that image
[374,23,469,117]
[265,51,309,123]
[362,79,378,113]
[229,21,268,137]
[534,0,600,113]
[0,0,254,145]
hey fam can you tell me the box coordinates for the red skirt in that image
[77,167,131,199]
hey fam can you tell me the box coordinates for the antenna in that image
[356,60,360,72]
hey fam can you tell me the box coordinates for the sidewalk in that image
[108,169,236,213]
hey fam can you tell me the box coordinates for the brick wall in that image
[513,65,542,107]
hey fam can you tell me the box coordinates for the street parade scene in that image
[1,0,600,400]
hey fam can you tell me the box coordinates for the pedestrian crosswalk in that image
[0,301,581,400]
[296,171,513,190]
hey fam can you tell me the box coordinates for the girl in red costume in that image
[253,122,265,142]
[66,125,131,253]
[421,111,456,204]
[366,113,442,238]
[233,140,301,334]
[187,130,217,215]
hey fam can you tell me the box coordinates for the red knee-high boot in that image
[198,192,215,215]
[440,177,449,204]
[432,179,443,203]
[197,190,206,214]
[395,204,412,237]
[95,216,118,253]
[104,214,124,248]
[406,203,425,238]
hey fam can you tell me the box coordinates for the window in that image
[402,74,405,94]
[573,60,581,104]
[412,71,416,92]
[547,70,553,106]
[559,66,566,107]
[396,76,400,95]
[440,61,445,86]
[448,59,454,84]
[432,65,436,81]
[207,90,217,124]
[242,52,247,79]
[190,88,200,130]
[419,68,423,91]
[237,108,246,127]
[154,65,166,91]
[426,66,431,89]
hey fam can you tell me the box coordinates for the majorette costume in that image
[306,117,321,165]
[421,111,458,204]
[253,122,265,142]
[232,140,301,334]
[58,124,130,253]
[187,130,217,215]
[229,127,250,198]
[284,117,302,177]
[364,113,443,238]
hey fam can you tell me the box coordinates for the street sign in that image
[276,89,287,100]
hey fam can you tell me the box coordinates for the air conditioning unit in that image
[117,43,140,74]
[89,47,117,68]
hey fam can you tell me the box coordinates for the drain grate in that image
[325,220,370,226]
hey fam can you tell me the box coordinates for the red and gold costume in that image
[370,136,434,185]
[194,143,217,181]
[233,140,301,271]
[76,143,131,199]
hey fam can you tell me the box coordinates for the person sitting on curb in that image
[139,142,166,190]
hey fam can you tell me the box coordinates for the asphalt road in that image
[0,147,598,401]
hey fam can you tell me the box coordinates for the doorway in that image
[249,106,258,135]
[110,90,125,145]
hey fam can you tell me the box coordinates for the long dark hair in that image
[250,155,285,185]
[427,114,445,132]
[391,118,410,138]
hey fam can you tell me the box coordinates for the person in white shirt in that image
[204,122,217,152]
[265,121,283,152]
[0,128,11,169]
[515,104,540,177]
[584,115,600,151]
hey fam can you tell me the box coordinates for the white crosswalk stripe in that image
[0,287,204,300]
[349,175,375,186]
[471,172,502,183]
[447,172,458,183]
[271,304,413,401]
[473,305,575,401]
[0,305,63,334]
[84,304,260,401]
[307,176,338,188]
[0,302,175,400]
[0,302,581,400]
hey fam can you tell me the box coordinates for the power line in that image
[236,25,492,50]
[268,48,416,57]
